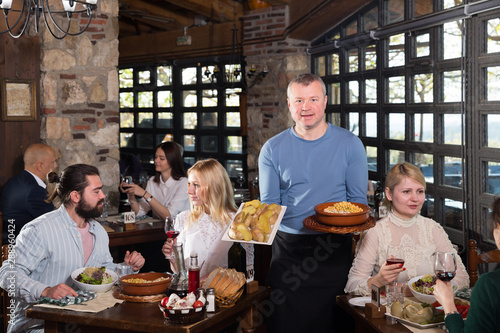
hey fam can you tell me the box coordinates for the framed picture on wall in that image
[1,78,37,121]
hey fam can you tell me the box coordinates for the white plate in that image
[348,297,387,308]
[385,311,444,329]
[221,203,286,245]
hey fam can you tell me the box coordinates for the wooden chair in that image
[1,244,10,333]
[468,239,500,287]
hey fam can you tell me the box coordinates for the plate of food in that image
[408,274,458,304]
[314,201,370,226]
[386,299,445,329]
[71,267,118,293]
[221,200,286,245]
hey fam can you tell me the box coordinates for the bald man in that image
[1,143,57,244]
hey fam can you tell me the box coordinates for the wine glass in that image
[386,245,405,267]
[164,216,179,259]
[434,252,456,282]
[236,173,245,189]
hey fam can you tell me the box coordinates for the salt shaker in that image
[206,288,215,312]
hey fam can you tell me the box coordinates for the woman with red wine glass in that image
[345,162,469,296]
[433,198,500,332]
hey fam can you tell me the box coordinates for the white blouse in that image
[175,210,254,278]
[345,211,469,296]
[137,176,190,219]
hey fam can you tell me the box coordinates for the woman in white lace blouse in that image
[162,158,254,278]
[345,162,469,296]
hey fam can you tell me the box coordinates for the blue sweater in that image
[258,124,368,234]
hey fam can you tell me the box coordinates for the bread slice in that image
[213,269,232,295]
[223,271,245,297]
[203,267,222,289]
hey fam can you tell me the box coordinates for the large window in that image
[312,0,500,249]
[119,60,247,181]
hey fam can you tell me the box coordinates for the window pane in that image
[158,91,172,108]
[415,34,430,57]
[387,0,404,25]
[414,153,434,183]
[120,133,133,148]
[422,193,434,219]
[226,112,240,127]
[443,70,462,102]
[388,34,405,67]
[226,160,243,178]
[388,76,405,103]
[120,92,134,108]
[415,0,432,17]
[183,112,197,129]
[487,66,500,101]
[331,53,340,75]
[226,88,242,107]
[364,7,378,31]
[316,56,326,76]
[201,112,218,128]
[413,73,433,103]
[413,113,433,142]
[158,112,173,128]
[443,21,462,60]
[366,113,377,137]
[366,146,377,172]
[487,19,500,54]
[328,113,341,126]
[202,66,216,84]
[182,67,197,85]
[389,149,405,169]
[202,89,217,107]
[225,64,242,83]
[348,49,359,73]
[366,45,377,70]
[138,91,152,108]
[488,115,500,148]
[487,161,500,194]
[136,134,153,149]
[444,114,463,144]
[444,158,462,187]
[365,79,377,103]
[201,136,218,152]
[227,136,243,154]
[389,113,405,140]
[184,135,195,152]
[444,199,463,230]
[119,69,133,88]
[138,112,153,128]
[349,113,359,135]
[157,133,172,144]
[444,0,461,9]
[182,90,197,107]
[348,81,359,104]
[120,112,134,128]
[138,70,150,85]
[157,66,172,86]
[347,19,358,36]
[329,83,341,104]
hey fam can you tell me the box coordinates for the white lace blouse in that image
[175,210,254,278]
[345,211,469,296]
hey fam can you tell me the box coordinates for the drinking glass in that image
[164,216,179,259]
[385,282,405,308]
[236,173,245,188]
[434,251,456,282]
[386,245,405,267]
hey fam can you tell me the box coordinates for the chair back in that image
[468,239,500,287]
[1,244,10,333]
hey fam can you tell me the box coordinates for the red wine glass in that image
[434,251,456,282]
[164,216,179,259]
[386,245,405,267]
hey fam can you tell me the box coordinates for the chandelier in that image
[0,0,98,39]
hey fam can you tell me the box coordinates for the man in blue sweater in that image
[259,73,368,332]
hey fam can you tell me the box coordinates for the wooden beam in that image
[120,0,194,27]
[164,0,243,23]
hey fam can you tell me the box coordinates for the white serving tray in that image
[221,203,286,246]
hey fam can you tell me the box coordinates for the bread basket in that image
[215,286,244,307]
[203,267,246,308]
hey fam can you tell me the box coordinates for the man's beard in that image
[76,196,103,220]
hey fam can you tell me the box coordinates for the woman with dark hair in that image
[121,142,190,221]
[433,197,500,332]
[345,162,469,295]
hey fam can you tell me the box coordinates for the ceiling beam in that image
[163,0,243,23]
[119,0,194,28]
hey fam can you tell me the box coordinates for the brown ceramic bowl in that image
[314,202,370,226]
[120,272,172,296]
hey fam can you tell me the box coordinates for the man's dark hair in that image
[47,164,100,206]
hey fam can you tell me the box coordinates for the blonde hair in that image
[186,159,237,229]
[384,162,426,210]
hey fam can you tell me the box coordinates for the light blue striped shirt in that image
[0,205,117,332]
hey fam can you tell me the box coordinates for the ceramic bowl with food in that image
[408,275,458,304]
[71,267,118,293]
[120,272,172,296]
[314,201,370,226]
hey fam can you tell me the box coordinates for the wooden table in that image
[337,294,413,333]
[26,286,271,333]
[102,218,165,248]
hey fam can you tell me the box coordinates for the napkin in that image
[38,290,96,306]
[34,287,124,313]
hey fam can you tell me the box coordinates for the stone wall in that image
[38,1,121,207]
[243,6,311,181]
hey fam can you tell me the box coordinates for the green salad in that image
[76,267,113,285]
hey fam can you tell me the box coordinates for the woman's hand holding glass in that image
[377,245,406,285]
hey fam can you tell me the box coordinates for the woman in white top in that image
[345,162,469,296]
[120,142,190,221]
[162,158,254,279]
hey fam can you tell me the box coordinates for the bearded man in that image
[0,164,145,333]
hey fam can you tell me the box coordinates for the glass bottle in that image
[188,252,200,293]
[167,242,189,298]
[228,242,246,278]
